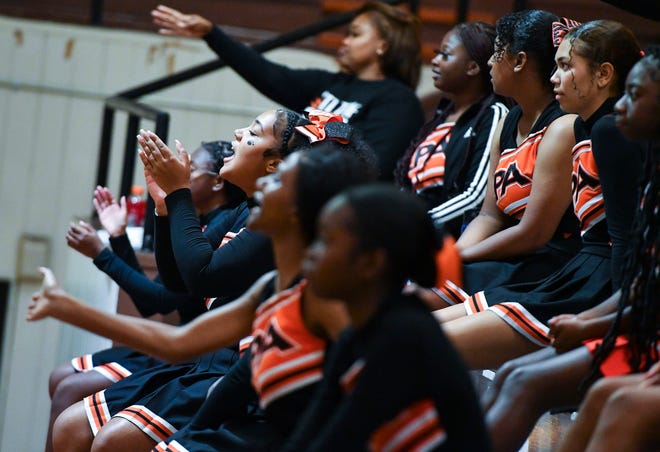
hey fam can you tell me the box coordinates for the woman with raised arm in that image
[395,21,508,238]
[151,1,424,180]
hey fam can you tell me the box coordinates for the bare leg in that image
[91,417,157,452]
[49,363,76,399]
[47,371,114,452]
[52,401,95,452]
[486,346,594,452]
[405,284,453,310]
[433,304,467,323]
[585,384,660,452]
[442,311,540,369]
[481,347,558,412]
[557,374,645,452]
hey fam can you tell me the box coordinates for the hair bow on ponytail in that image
[551,17,582,47]
[295,109,352,144]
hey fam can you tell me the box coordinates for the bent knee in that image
[49,363,76,399]
[52,404,93,452]
[52,373,111,412]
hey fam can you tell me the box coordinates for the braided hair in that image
[265,109,307,158]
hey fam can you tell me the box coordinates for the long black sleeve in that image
[203,25,335,111]
[165,188,274,302]
[93,247,194,318]
[430,102,508,236]
[592,115,644,289]
[154,215,189,293]
[108,234,143,274]
[201,25,424,181]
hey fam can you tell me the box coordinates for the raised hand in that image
[93,186,127,237]
[137,129,191,195]
[151,5,213,38]
[27,267,66,321]
[66,221,105,259]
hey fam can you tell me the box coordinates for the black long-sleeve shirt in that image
[92,205,228,323]
[282,295,491,452]
[591,115,645,289]
[202,25,424,180]
[156,188,275,306]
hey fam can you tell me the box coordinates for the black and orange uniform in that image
[462,101,645,346]
[156,188,275,306]
[405,97,509,238]
[82,189,276,444]
[152,278,335,451]
[70,202,244,382]
[202,26,424,180]
[282,294,490,452]
[434,102,581,306]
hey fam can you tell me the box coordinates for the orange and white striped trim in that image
[339,358,365,394]
[71,354,94,372]
[115,404,177,443]
[92,362,132,383]
[153,439,189,452]
[487,302,551,347]
[239,336,253,356]
[369,399,446,452]
[433,279,469,306]
[203,228,245,310]
[84,390,112,435]
[464,291,489,315]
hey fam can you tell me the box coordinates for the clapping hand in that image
[137,129,191,196]
[66,221,105,259]
[93,186,127,237]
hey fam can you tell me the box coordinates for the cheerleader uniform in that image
[462,100,645,346]
[82,191,276,442]
[70,201,247,382]
[407,98,509,238]
[435,102,581,305]
[153,278,330,451]
[281,295,490,452]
